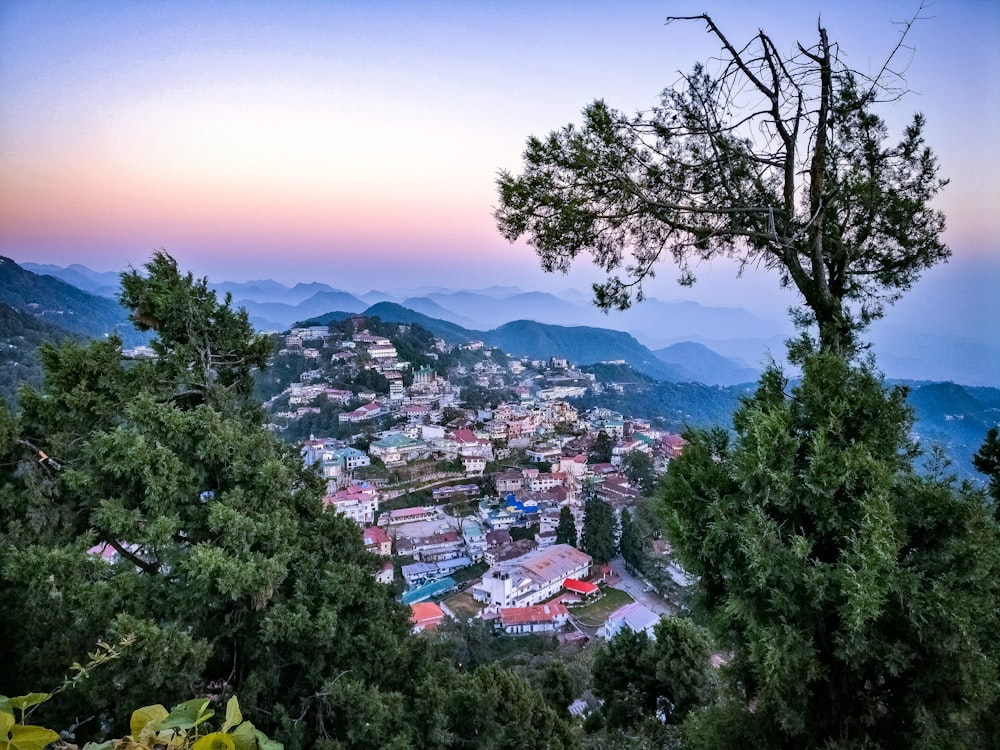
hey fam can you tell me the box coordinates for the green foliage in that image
[0,254,414,748]
[618,509,641,572]
[0,253,590,749]
[555,506,577,547]
[973,426,1000,506]
[588,431,613,464]
[496,17,948,355]
[659,349,1000,747]
[591,618,713,730]
[620,451,656,494]
[581,496,617,565]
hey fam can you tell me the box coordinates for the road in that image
[605,555,677,618]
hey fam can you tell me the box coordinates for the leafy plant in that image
[82,696,281,750]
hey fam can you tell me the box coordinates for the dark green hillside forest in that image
[0,303,81,404]
[0,253,576,749]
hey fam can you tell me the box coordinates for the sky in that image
[1,0,998,323]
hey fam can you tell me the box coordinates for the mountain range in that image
[3,258,997,481]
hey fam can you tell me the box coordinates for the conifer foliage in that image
[0,254,415,747]
[661,348,1000,748]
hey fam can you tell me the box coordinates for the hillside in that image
[239,290,368,330]
[908,381,1000,477]
[0,257,143,345]
[653,341,759,386]
[483,320,688,382]
[0,303,82,404]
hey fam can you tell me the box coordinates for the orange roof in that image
[410,602,445,625]
[499,602,569,626]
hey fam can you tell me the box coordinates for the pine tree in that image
[660,348,1000,748]
[0,253,416,747]
[581,496,617,565]
[555,505,577,547]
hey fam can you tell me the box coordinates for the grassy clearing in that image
[569,586,634,627]
[444,590,485,620]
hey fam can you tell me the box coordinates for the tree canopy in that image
[581,495,617,565]
[0,253,584,750]
[496,10,948,355]
[659,348,1000,747]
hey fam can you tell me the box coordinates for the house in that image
[475,544,593,608]
[410,602,446,632]
[462,455,487,476]
[322,484,379,526]
[462,518,487,561]
[484,539,537,566]
[451,428,494,460]
[563,578,599,599]
[486,529,512,548]
[363,526,392,556]
[525,446,562,465]
[605,602,661,640]
[528,472,567,492]
[368,434,429,466]
[535,530,557,548]
[661,433,687,459]
[375,562,394,585]
[497,602,570,634]
[494,469,524,494]
[401,561,439,587]
[381,506,435,526]
[395,530,464,562]
[338,402,383,423]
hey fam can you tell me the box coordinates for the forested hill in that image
[0,303,81,403]
[328,302,723,384]
[907,381,1000,476]
[0,257,143,345]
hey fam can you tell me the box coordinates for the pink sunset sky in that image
[1,0,997,319]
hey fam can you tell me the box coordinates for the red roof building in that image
[410,602,446,632]
[498,602,570,634]
[563,578,599,596]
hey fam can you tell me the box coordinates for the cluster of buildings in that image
[280,321,688,637]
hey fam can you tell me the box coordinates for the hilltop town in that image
[264,314,690,638]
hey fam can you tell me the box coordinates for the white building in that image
[604,602,661,640]
[475,544,591,607]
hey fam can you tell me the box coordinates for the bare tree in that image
[496,7,947,356]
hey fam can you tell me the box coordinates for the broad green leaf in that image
[130,704,168,737]
[229,721,257,750]
[1,724,60,750]
[221,696,242,733]
[160,699,213,730]
[6,695,49,713]
[81,742,117,750]
[191,732,236,750]
[0,713,13,737]
[255,728,284,750]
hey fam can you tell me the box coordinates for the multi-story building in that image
[474,544,592,607]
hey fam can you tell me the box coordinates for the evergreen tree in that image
[581,496,617,564]
[621,450,656,493]
[588,430,613,464]
[618,508,641,572]
[660,348,1000,748]
[555,505,577,547]
[973,426,1000,506]
[591,617,713,730]
[0,254,417,748]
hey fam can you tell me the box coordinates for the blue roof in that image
[401,576,458,605]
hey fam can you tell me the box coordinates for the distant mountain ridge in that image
[0,257,143,345]
[347,302,734,384]
[9,260,999,388]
